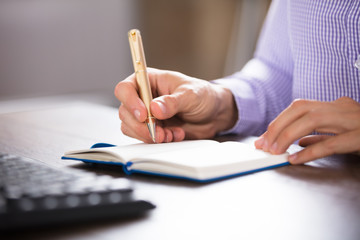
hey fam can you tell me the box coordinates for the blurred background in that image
[0,0,270,108]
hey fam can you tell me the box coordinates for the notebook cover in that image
[61,156,290,183]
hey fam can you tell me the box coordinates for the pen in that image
[128,29,156,143]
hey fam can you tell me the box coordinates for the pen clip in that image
[128,29,146,70]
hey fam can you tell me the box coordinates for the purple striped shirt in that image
[214,0,360,136]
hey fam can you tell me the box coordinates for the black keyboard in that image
[0,153,155,230]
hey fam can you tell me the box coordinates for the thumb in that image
[150,93,189,120]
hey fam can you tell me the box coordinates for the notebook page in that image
[64,140,219,162]
[137,141,285,168]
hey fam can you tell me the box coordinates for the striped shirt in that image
[214,0,360,136]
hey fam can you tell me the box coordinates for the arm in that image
[114,0,292,143]
[213,0,294,136]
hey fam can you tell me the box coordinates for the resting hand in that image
[114,68,237,143]
[254,97,360,164]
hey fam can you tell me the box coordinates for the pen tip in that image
[146,120,156,144]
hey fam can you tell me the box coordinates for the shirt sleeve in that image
[212,0,294,136]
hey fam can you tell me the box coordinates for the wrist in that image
[213,84,238,133]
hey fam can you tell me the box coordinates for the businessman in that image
[115,0,360,164]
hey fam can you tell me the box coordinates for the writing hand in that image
[114,68,237,143]
[255,97,360,164]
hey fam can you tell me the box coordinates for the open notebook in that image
[62,140,289,182]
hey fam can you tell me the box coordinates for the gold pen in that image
[128,29,156,143]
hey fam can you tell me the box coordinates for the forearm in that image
[212,58,293,136]
[212,0,294,136]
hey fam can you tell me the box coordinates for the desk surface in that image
[1,102,359,240]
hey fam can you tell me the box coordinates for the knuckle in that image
[305,146,317,159]
[306,111,321,125]
[118,106,126,121]
[118,80,136,96]
[166,95,179,110]
[291,99,308,109]
[180,88,201,110]
[337,96,352,102]
[183,87,197,99]
[114,83,121,97]
[161,71,172,81]
[267,121,277,133]
[114,81,127,99]
[281,129,292,140]
[323,137,338,153]
[338,97,360,111]
[120,123,128,135]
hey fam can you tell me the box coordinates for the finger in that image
[288,129,360,164]
[260,99,322,151]
[168,127,186,141]
[119,105,166,143]
[152,83,203,120]
[147,68,186,96]
[269,110,342,154]
[118,69,189,122]
[115,77,148,122]
[119,106,150,142]
[119,104,143,129]
[254,135,265,149]
[163,128,173,143]
[152,125,186,143]
[151,95,180,120]
[157,115,213,140]
[122,122,167,144]
[121,122,149,143]
[298,135,332,147]
[114,74,137,101]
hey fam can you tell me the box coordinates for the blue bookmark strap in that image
[90,143,116,149]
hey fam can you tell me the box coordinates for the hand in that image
[114,68,237,143]
[254,97,360,164]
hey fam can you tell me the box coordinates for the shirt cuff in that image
[211,75,265,137]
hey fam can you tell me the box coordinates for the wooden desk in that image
[1,102,359,240]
